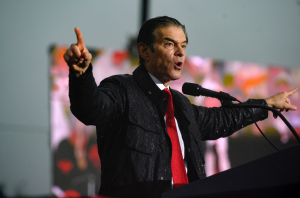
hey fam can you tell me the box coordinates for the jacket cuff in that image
[244,98,269,121]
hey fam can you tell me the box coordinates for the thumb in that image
[74,27,86,51]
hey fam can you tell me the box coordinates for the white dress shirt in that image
[148,73,188,183]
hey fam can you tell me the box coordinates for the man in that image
[64,16,297,198]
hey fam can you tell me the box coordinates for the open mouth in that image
[174,62,183,69]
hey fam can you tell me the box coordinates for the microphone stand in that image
[221,102,300,144]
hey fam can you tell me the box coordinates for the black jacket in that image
[69,64,268,198]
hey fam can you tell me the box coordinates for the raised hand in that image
[265,87,298,112]
[63,27,92,77]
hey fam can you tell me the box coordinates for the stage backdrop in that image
[49,45,300,197]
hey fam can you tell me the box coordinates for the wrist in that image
[265,98,274,108]
[70,63,91,78]
[72,63,92,79]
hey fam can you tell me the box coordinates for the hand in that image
[63,27,92,77]
[265,87,298,112]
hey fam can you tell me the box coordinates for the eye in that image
[181,45,187,49]
[165,43,174,48]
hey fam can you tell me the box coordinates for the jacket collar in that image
[132,64,184,110]
[133,64,192,132]
[133,64,166,105]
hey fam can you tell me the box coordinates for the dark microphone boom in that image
[182,82,238,101]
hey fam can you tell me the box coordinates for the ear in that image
[137,42,151,61]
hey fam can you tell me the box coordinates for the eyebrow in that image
[163,37,188,44]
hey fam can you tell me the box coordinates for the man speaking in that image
[64,16,298,198]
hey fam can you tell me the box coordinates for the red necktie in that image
[163,88,189,188]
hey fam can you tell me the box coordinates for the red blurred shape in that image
[112,50,129,66]
[61,189,81,198]
[88,144,101,170]
[57,159,74,175]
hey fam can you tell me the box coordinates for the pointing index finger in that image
[287,87,299,96]
[74,27,85,50]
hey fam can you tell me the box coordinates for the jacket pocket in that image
[125,124,159,155]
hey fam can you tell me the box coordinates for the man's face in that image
[145,26,187,86]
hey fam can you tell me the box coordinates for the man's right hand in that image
[63,27,92,77]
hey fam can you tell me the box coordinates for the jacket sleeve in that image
[69,64,126,126]
[193,99,269,141]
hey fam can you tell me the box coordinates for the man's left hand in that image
[265,87,298,112]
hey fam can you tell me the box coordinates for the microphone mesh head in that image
[182,83,199,96]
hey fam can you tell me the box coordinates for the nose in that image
[175,45,185,57]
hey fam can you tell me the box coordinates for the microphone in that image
[182,82,237,101]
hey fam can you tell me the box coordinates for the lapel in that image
[170,87,191,127]
[170,87,201,143]
[133,64,166,105]
[133,65,197,140]
[133,65,168,136]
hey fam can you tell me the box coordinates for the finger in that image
[81,51,92,63]
[283,97,297,110]
[285,98,290,105]
[81,51,86,59]
[64,49,74,65]
[286,87,299,96]
[66,48,73,58]
[71,44,81,58]
[74,27,86,50]
[83,51,92,61]
[78,57,84,64]
[72,64,83,72]
[63,53,70,63]
[285,103,297,111]
[73,58,79,63]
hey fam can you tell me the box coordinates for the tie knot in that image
[163,88,172,100]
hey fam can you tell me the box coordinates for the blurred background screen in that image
[50,45,300,196]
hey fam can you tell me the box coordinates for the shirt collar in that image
[148,72,169,90]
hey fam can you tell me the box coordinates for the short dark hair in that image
[137,16,188,64]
